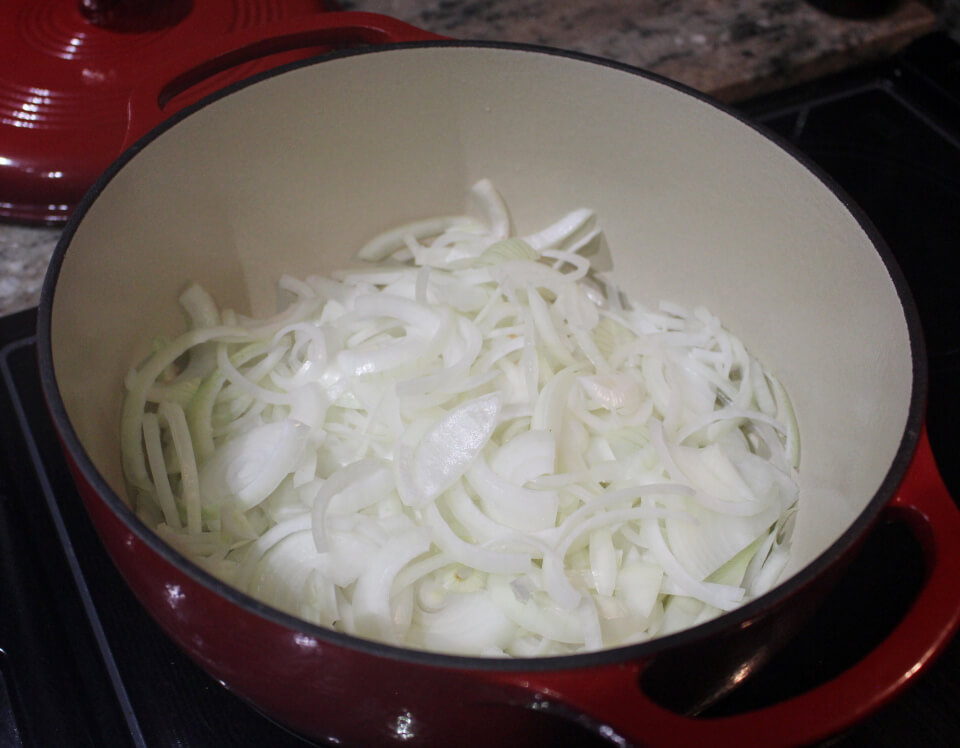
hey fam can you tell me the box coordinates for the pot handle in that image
[516,426,960,747]
[123,11,446,150]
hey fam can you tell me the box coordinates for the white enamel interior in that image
[50,45,914,584]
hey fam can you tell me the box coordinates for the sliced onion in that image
[199,419,308,512]
[397,392,502,508]
[465,453,559,532]
[121,179,799,657]
[351,529,431,644]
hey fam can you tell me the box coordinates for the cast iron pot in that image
[37,12,960,747]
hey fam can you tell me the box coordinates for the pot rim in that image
[36,39,928,673]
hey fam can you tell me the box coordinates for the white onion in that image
[122,180,799,656]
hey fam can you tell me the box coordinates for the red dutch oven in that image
[36,11,960,747]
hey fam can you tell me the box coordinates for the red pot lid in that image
[0,0,335,224]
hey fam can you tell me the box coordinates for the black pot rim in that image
[36,38,928,674]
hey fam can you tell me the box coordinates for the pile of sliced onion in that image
[121,180,799,656]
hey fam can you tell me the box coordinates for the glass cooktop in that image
[2,32,960,747]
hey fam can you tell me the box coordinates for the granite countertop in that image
[0,0,937,318]
[345,0,936,101]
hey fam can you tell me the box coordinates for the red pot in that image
[37,12,960,746]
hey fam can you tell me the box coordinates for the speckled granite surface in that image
[0,225,60,318]
[344,0,936,101]
[0,0,937,317]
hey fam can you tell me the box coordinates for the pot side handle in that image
[517,425,960,747]
[123,11,446,151]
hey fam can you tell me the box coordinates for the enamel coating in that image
[37,12,960,746]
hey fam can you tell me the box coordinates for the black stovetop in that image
[2,33,960,747]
